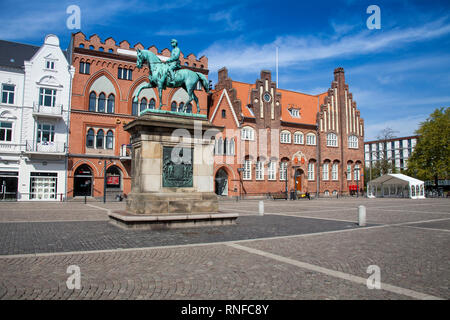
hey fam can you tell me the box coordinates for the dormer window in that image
[289,108,300,118]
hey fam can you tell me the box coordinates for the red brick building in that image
[66,32,209,199]
[209,67,364,198]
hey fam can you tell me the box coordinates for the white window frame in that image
[306,133,316,145]
[348,135,358,149]
[1,84,15,104]
[332,163,338,180]
[243,159,252,180]
[327,133,338,147]
[39,87,57,107]
[241,127,254,141]
[308,162,315,181]
[256,160,264,180]
[347,164,352,180]
[322,163,329,180]
[36,123,55,143]
[279,161,288,181]
[294,132,304,144]
[268,161,276,180]
[45,60,55,70]
[0,121,13,142]
[354,164,361,181]
[280,131,291,144]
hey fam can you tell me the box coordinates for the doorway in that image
[215,168,228,196]
[295,169,303,192]
[74,164,93,197]
[0,171,18,201]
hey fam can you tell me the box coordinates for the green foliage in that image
[406,107,450,182]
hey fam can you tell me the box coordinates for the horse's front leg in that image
[133,82,151,102]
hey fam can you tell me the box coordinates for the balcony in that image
[0,143,24,154]
[24,140,66,158]
[32,102,63,119]
[120,144,132,161]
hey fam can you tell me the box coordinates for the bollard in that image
[259,200,264,216]
[358,205,366,226]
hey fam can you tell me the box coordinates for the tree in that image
[406,107,450,186]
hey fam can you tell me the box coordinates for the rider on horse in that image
[163,39,181,88]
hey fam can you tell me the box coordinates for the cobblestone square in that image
[0,197,448,300]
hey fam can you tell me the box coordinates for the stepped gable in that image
[71,32,207,69]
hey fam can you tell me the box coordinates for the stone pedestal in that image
[108,112,238,229]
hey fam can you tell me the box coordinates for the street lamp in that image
[237,167,244,201]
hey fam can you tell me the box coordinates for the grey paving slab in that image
[240,226,450,299]
[0,244,408,300]
[0,215,370,256]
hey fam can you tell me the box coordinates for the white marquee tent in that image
[367,173,425,199]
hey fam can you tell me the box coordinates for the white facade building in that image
[0,35,74,201]
[364,136,418,173]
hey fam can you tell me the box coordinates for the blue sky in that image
[1,0,449,139]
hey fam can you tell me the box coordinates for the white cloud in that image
[201,17,450,74]
[364,113,428,140]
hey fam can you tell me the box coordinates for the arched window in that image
[89,92,96,111]
[241,126,254,141]
[308,161,315,181]
[149,98,155,110]
[96,129,104,149]
[108,48,113,53]
[179,102,184,112]
[222,110,226,118]
[347,163,352,180]
[106,166,121,189]
[186,102,192,113]
[228,138,235,156]
[294,131,304,144]
[354,164,361,181]
[332,162,339,180]
[256,159,264,180]
[306,133,316,145]
[223,138,228,155]
[79,44,85,48]
[86,128,95,148]
[243,158,252,180]
[327,133,338,147]
[89,45,94,50]
[140,98,147,112]
[132,100,138,116]
[218,138,223,155]
[107,94,115,113]
[171,101,177,111]
[106,130,114,149]
[268,161,277,180]
[98,93,106,112]
[99,47,104,52]
[322,162,329,180]
[280,160,288,181]
[348,135,358,148]
[280,130,291,144]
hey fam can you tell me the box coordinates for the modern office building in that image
[364,135,419,173]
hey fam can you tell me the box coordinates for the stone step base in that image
[108,210,238,230]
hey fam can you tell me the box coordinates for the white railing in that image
[33,102,63,116]
[26,140,66,153]
[0,143,23,153]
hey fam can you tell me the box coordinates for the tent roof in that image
[368,173,424,186]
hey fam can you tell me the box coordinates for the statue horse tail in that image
[196,72,210,93]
